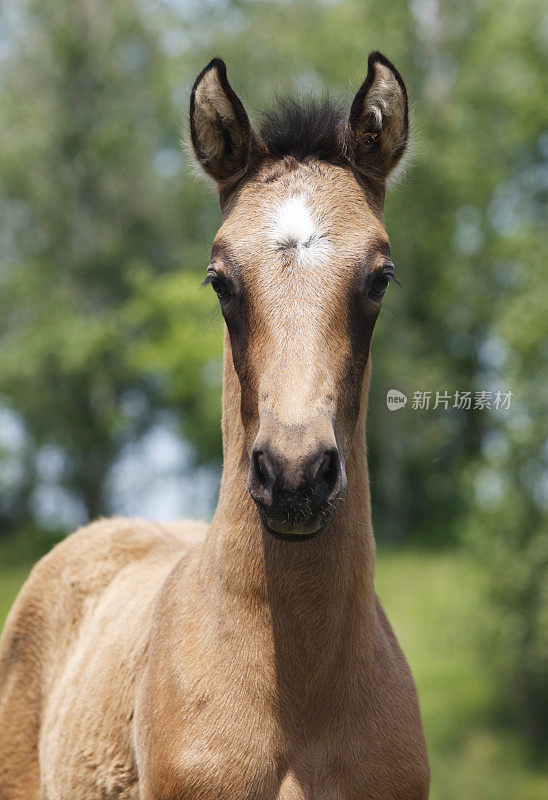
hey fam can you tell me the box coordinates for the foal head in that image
[190,53,409,540]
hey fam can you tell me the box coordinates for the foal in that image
[0,53,429,799]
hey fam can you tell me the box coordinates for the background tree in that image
[0,0,222,532]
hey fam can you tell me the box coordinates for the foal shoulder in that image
[33,515,205,589]
[1,516,206,675]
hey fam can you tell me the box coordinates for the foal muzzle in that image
[247,441,347,539]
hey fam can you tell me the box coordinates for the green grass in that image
[1,548,547,798]
[376,548,548,800]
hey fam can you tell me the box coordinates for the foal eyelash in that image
[200,270,216,289]
[382,261,401,287]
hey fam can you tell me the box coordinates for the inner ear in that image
[190,58,259,187]
[345,51,409,184]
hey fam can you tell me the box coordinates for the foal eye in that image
[201,267,232,302]
[367,264,398,300]
[369,274,389,298]
[210,276,229,300]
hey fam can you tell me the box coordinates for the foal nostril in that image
[312,447,341,502]
[249,443,344,527]
[248,449,276,508]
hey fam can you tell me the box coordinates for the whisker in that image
[201,304,222,335]
[379,301,404,324]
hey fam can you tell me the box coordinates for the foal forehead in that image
[270,193,319,250]
[216,161,387,269]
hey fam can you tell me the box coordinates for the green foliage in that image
[122,266,223,461]
[0,0,219,523]
[464,238,548,737]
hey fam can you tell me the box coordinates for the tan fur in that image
[362,62,407,156]
[193,67,238,165]
[0,74,429,799]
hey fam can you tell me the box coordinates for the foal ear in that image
[345,51,409,184]
[190,58,258,187]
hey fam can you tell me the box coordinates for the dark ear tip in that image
[366,50,407,102]
[368,50,385,66]
[192,57,227,96]
[367,51,398,76]
[203,57,227,77]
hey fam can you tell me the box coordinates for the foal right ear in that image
[190,59,258,187]
[345,51,409,184]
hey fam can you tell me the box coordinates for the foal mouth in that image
[258,498,342,542]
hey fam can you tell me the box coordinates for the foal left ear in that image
[190,58,258,188]
[345,51,409,184]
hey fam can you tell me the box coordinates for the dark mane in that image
[259,96,346,164]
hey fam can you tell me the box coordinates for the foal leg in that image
[0,643,42,799]
[0,576,46,800]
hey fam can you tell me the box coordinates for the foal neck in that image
[202,332,376,634]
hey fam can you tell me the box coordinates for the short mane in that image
[259,96,346,163]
